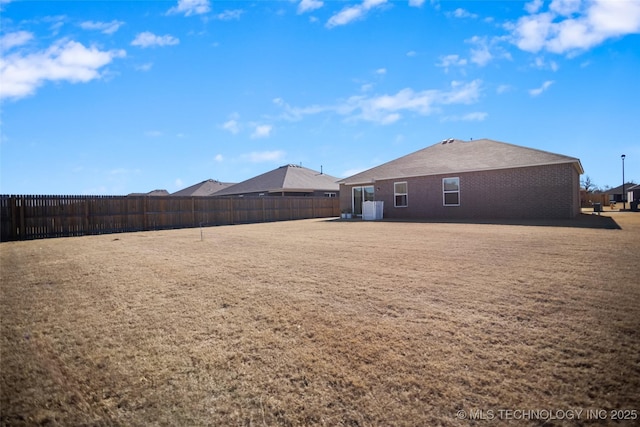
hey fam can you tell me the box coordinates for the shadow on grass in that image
[329,213,622,230]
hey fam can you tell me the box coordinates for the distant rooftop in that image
[128,189,169,196]
[171,179,235,197]
[213,164,339,196]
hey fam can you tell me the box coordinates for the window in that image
[394,182,408,207]
[324,192,337,198]
[443,177,460,206]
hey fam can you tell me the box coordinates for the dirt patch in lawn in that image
[2,213,640,426]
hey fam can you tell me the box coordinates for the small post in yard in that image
[200,222,204,241]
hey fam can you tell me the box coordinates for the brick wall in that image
[340,163,581,219]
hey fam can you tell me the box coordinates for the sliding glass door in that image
[352,186,375,217]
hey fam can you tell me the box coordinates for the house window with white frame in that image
[324,192,337,198]
[394,182,408,207]
[443,177,460,206]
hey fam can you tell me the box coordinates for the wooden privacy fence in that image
[0,195,340,241]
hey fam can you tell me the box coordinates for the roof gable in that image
[214,165,339,196]
[340,138,583,185]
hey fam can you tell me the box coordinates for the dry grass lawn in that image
[2,213,640,426]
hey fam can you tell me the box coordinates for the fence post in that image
[19,196,25,240]
[84,197,89,235]
[10,196,17,240]
[143,197,148,230]
[192,197,196,227]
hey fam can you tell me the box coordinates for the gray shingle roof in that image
[214,165,339,196]
[339,138,584,185]
[604,182,638,194]
[171,179,235,196]
[128,189,170,196]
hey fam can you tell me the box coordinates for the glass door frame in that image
[352,185,375,217]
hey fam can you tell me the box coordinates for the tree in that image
[581,175,597,193]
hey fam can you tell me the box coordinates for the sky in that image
[1,0,639,195]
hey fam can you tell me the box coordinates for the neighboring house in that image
[128,189,170,196]
[603,183,637,204]
[171,179,235,197]
[213,164,340,198]
[338,138,584,220]
[627,184,640,203]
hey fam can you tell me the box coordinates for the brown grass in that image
[2,213,640,426]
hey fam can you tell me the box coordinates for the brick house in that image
[338,138,584,220]
[213,164,339,198]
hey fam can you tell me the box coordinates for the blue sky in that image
[1,0,638,195]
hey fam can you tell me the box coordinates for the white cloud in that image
[449,8,478,19]
[222,119,240,134]
[470,47,492,67]
[167,0,211,16]
[525,0,544,14]
[145,130,163,137]
[510,0,640,54]
[298,0,324,14]
[135,62,153,72]
[326,0,387,29]
[274,80,482,125]
[42,15,67,35]
[273,97,331,121]
[375,68,386,74]
[550,0,581,16]
[441,112,488,122]
[467,36,493,66]
[510,12,554,52]
[529,80,554,96]
[242,150,286,163]
[0,31,33,51]
[175,178,184,188]
[131,32,179,48]
[533,56,559,71]
[251,124,273,139]
[80,20,124,35]
[0,39,125,100]
[496,84,512,94]
[437,54,467,72]
[442,80,482,104]
[463,112,488,121]
[409,0,425,7]
[406,50,417,57]
[214,154,224,162]
[216,10,243,21]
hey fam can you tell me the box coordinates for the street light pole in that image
[621,154,626,210]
